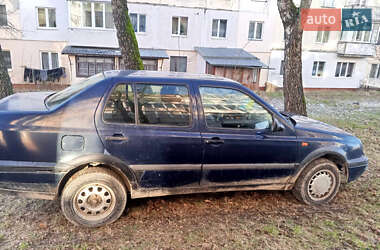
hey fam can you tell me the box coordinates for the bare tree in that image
[277,0,311,116]
[111,0,144,70]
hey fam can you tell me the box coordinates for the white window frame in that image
[37,7,56,29]
[335,62,355,78]
[353,30,372,43]
[369,64,380,78]
[315,30,330,43]
[129,13,146,33]
[320,0,335,7]
[68,1,114,30]
[212,19,227,38]
[345,0,366,6]
[40,51,59,70]
[172,16,188,36]
[311,61,326,77]
[248,21,264,40]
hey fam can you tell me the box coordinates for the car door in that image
[96,82,202,188]
[197,85,297,187]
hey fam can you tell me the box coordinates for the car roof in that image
[102,70,236,84]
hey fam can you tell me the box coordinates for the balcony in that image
[337,41,375,57]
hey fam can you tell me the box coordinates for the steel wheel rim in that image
[307,169,336,201]
[73,183,116,221]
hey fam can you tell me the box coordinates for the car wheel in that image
[61,167,127,227]
[292,158,340,205]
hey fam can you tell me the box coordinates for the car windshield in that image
[45,73,105,109]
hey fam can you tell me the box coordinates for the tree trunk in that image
[0,45,13,99]
[277,0,310,116]
[111,0,144,70]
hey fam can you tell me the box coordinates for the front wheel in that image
[61,167,127,227]
[292,158,341,205]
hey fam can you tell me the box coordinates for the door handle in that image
[204,137,224,144]
[105,134,129,142]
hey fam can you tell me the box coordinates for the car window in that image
[199,87,272,130]
[45,73,104,109]
[103,84,136,124]
[136,83,191,126]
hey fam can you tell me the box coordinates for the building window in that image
[369,64,380,78]
[37,8,56,28]
[316,31,329,43]
[212,19,227,38]
[69,1,114,29]
[312,61,325,77]
[76,56,114,77]
[335,62,355,77]
[170,56,187,72]
[0,5,7,26]
[341,30,371,42]
[172,16,188,36]
[320,0,335,7]
[1,50,11,69]
[280,60,284,75]
[129,13,146,33]
[143,59,158,71]
[248,21,263,40]
[345,0,366,6]
[41,52,59,70]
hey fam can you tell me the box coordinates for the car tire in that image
[61,167,127,227]
[292,158,341,205]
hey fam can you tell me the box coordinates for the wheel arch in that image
[56,154,138,197]
[291,148,349,186]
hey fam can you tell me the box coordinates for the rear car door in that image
[197,85,297,187]
[96,82,202,188]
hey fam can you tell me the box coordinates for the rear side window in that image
[103,84,135,123]
[136,83,191,126]
[199,87,272,130]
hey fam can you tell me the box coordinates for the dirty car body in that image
[0,71,368,226]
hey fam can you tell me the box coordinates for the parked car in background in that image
[0,71,368,227]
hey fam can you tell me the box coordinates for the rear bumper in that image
[347,156,368,182]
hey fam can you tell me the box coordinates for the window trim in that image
[170,56,187,72]
[315,30,330,43]
[198,85,274,132]
[1,50,12,70]
[248,21,263,41]
[311,61,326,78]
[211,19,227,39]
[335,62,355,78]
[129,13,146,33]
[76,56,115,78]
[102,82,194,129]
[40,51,59,70]
[68,1,114,30]
[0,5,8,26]
[171,16,188,37]
[369,64,380,79]
[36,7,57,29]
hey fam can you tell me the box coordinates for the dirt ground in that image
[0,90,379,249]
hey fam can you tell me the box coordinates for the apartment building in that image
[0,0,379,89]
[268,0,380,89]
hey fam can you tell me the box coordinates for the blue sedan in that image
[0,71,368,227]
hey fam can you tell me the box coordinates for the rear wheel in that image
[61,167,127,227]
[292,158,340,205]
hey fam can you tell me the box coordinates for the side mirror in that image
[272,118,285,132]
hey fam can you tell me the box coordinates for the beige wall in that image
[1,39,70,84]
